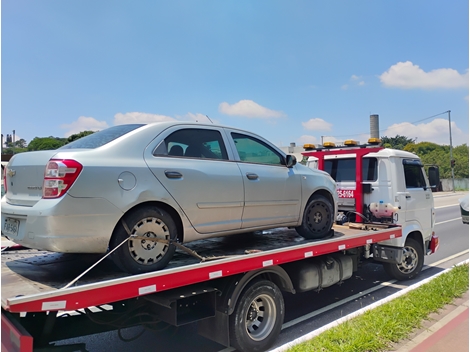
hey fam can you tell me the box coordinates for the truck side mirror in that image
[428,166,440,192]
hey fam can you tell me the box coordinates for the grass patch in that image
[288,264,469,352]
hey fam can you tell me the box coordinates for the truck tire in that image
[296,194,334,239]
[229,280,284,352]
[110,206,177,274]
[383,238,424,281]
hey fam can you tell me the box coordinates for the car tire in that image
[383,238,424,281]
[110,206,177,274]
[296,194,334,240]
[229,280,284,352]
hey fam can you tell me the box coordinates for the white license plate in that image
[3,218,19,237]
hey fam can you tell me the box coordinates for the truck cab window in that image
[324,157,377,182]
[404,163,426,189]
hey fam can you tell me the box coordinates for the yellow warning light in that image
[368,138,381,145]
[344,140,358,146]
[303,143,316,150]
[323,142,336,148]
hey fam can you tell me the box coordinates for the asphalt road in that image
[54,192,469,352]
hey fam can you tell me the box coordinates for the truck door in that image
[401,159,433,233]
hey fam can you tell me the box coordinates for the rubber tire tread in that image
[296,194,334,239]
[383,237,424,281]
[229,279,284,352]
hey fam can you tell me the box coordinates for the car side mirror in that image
[285,155,297,168]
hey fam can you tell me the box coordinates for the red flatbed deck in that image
[1,225,401,313]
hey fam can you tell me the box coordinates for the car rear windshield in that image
[59,124,145,149]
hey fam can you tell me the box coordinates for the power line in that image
[323,111,450,138]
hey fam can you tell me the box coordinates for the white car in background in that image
[460,194,469,224]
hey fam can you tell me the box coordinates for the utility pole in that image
[448,110,455,193]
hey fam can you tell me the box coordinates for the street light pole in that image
[448,110,455,193]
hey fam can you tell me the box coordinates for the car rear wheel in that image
[110,206,177,274]
[296,194,334,240]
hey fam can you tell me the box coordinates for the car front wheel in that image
[296,194,334,240]
[110,206,177,274]
[383,238,424,281]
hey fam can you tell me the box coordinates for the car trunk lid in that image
[4,150,58,206]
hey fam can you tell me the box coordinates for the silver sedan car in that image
[1,122,338,274]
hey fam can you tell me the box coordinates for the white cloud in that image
[60,116,109,137]
[379,61,469,89]
[114,112,176,125]
[383,118,468,145]
[301,118,333,132]
[218,100,285,118]
[298,135,319,146]
[342,75,365,89]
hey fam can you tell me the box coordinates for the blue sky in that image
[2,1,469,148]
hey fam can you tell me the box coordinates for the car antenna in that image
[206,115,214,124]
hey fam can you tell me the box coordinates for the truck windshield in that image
[59,124,145,149]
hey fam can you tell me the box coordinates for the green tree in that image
[380,135,416,150]
[27,137,67,151]
[404,141,469,179]
[2,139,28,154]
[65,131,95,144]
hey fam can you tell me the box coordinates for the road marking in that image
[426,250,469,267]
[435,217,462,225]
[435,204,459,209]
[281,278,398,329]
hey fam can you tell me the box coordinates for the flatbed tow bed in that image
[2,225,401,352]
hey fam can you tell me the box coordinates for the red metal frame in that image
[303,146,383,222]
[1,313,33,352]
[3,227,401,314]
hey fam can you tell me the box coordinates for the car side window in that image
[403,161,426,189]
[154,128,229,160]
[231,133,283,166]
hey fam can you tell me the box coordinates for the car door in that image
[402,159,434,234]
[227,131,302,228]
[145,126,244,234]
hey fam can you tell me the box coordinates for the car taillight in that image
[43,159,83,199]
[3,166,7,193]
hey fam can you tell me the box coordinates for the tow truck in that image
[1,139,438,352]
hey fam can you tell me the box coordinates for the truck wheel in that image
[296,194,334,239]
[110,206,177,274]
[229,280,284,352]
[384,238,424,281]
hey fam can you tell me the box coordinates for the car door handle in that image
[246,173,259,180]
[165,171,183,179]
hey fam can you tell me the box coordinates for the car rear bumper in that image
[1,195,123,253]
